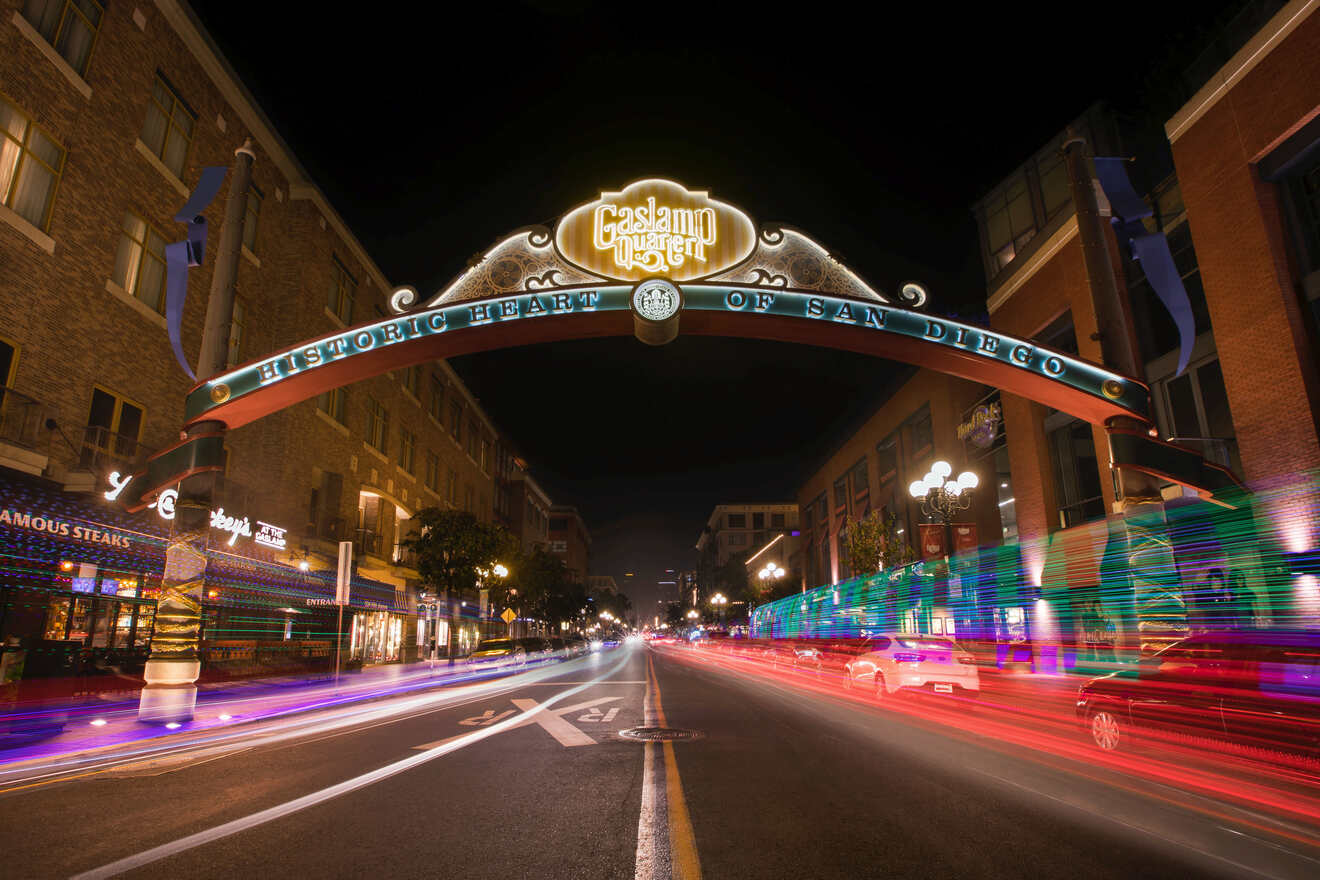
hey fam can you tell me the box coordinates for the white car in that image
[844,633,980,698]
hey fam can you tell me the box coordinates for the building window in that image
[242,184,262,254]
[22,0,103,77]
[908,406,933,460]
[1048,419,1105,529]
[227,299,245,367]
[398,428,415,473]
[464,484,475,513]
[327,256,355,324]
[0,338,15,392]
[449,399,463,439]
[1037,150,1070,220]
[1157,357,1239,471]
[429,374,445,422]
[83,386,144,463]
[139,74,194,179]
[752,512,764,529]
[729,534,746,546]
[771,512,785,529]
[447,468,458,505]
[728,513,746,529]
[425,450,440,491]
[365,396,388,452]
[984,173,1036,274]
[480,438,490,474]
[401,364,420,399]
[876,433,900,481]
[111,212,167,313]
[317,386,346,424]
[0,95,66,232]
[466,420,479,460]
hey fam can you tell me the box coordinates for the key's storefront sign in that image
[555,178,756,282]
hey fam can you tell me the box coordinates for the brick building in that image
[0,0,519,671]
[547,505,590,583]
[785,0,1320,643]
[506,471,552,555]
[793,370,1005,590]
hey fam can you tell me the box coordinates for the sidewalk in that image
[0,656,505,767]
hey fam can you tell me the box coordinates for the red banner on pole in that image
[918,523,947,560]
[952,522,979,554]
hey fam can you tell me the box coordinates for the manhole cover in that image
[617,726,704,742]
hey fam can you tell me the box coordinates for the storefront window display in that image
[33,554,159,653]
[349,611,404,663]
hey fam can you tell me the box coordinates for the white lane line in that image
[71,654,632,880]
[635,654,669,880]
[634,741,660,880]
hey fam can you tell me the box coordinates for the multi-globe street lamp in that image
[908,460,978,521]
[908,460,978,562]
[758,563,786,596]
[709,592,728,626]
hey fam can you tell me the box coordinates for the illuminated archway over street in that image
[110,179,1240,517]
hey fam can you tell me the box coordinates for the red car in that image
[1076,630,1320,758]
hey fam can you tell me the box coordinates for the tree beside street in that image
[842,509,914,577]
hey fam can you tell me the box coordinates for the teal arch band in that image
[184,284,1149,429]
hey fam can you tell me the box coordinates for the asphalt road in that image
[1,642,1318,879]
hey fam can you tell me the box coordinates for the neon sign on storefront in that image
[104,474,287,549]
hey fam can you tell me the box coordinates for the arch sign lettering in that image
[115,178,1247,513]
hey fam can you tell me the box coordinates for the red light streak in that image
[657,643,1320,850]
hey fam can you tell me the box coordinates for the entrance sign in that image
[556,178,755,281]
[184,283,1149,429]
[116,177,1237,513]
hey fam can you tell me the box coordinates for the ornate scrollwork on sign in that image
[401,183,929,314]
[708,226,901,306]
[389,286,418,313]
[897,282,929,309]
[410,226,597,311]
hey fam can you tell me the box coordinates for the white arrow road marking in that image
[459,709,517,727]
[579,706,620,723]
[412,695,623,750]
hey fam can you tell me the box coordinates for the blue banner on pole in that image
[1093,157,1195,376]
[165,166,228,380]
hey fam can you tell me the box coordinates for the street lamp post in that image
[908,461,978,633]
[908,461,978,555]
[476,562,508,641]
[709,592,728,627]
[757,563,786,599]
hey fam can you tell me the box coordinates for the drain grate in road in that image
[617,726,704,742]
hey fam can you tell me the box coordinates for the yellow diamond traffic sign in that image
[501,608,516,624]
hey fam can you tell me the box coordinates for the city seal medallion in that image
[630,278,683,345]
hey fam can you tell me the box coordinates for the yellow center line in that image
[0,767,110,796]
[648,653,702,880]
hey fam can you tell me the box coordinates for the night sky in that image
[193,0,1250,610]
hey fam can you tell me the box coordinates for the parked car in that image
[467,638,526,669]
[548,637,568,660]
[1076,630,1320,758]
[843,634,980,698]
[760,641,826,674]
[565,636,588,657]
[518,637,555,663]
